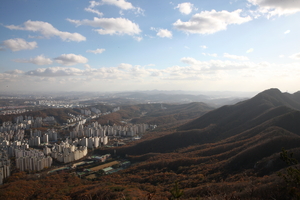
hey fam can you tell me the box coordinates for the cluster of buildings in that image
[15,148,52,172]
[67,106,120,124]
[36,100,84,108]
[0,124,25,142]
[112,107,120,112]
[67,113,85,124]
[1,139,52,172]
[0,109,28,116]
[90,107,101,114]
[29,129,58,146]
[0,106,156,185]
[0,117,59,183]
[70,122,150,139]
[44,140,88,164]
[0,138,52,184]
[81,106,120,116]
[37,100,72,107]
[42,116,56,125]
[81,109,92,116]
[13,115,43,129]
[0,152,10,185]
[23,101,37,105]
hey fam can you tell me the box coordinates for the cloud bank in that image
[248,0,300,16]
[173,9,252,34]
[2,38,37,51]
[290,52,300,60]
[14,55,53,65]
[5,20,86,42]
[54,54,88,66]
[223,53,249,61]
[68,17,141,36]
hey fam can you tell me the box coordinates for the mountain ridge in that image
[110,88,300,157]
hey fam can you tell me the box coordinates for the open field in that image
[89,161,119,172]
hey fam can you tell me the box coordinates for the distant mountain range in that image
[101,91,250,107]
[108,88,300,178]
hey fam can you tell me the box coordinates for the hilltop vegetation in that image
[0,108,82,124]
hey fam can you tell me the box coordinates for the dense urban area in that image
[0,92,159,185]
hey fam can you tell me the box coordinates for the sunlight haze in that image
[0,0,299,93]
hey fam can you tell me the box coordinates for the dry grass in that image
[89,161,119,172]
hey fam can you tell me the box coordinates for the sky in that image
[0,0,300,93]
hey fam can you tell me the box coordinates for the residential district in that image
[0,106,156,185]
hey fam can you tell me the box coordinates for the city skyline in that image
[0,0,300,93]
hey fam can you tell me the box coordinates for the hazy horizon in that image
[1,0,299,93]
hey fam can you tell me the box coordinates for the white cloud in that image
[290,52,300,60]
[28,35,44,39]
[284,30,290,34]
[54,54,88,66]
[133,36,143,42]
[0,70,25,83]
[279,55,285,58]
[84,64,92,69]
[180,57,202,65]
[101,0,144,14]
[224,53,249,61]
[84,7,104,17]
[134,7,144,15]
[68,17,141,36]
[86,48,106,54]
[248,0,300,16]
[85,0,144,16]
[248,9,262,19]
[246,48,254,53]
[2,38,37,51]
[173,9,252,34]
[118,63,132,70]
[209,53,218,57]
[202,53,218,57]
[180,57,251,71]
[157,29,173,38]
[146,64,156,67]
[130,65,150,77]
[175,2,197,15]
[84,1,104,16]
[25,67,84,77]
[5,69,24,75]
[150,71,162,77]
[200,45,207,49]
[1,59,299,93]
[5,20,86,42]
[151,27,172,38]
[89,1,101,8]
[14,55,53,65]
[102,0,134,10]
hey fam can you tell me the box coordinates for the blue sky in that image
[0,0,300,93]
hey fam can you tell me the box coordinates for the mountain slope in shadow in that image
[113,88,300,156]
